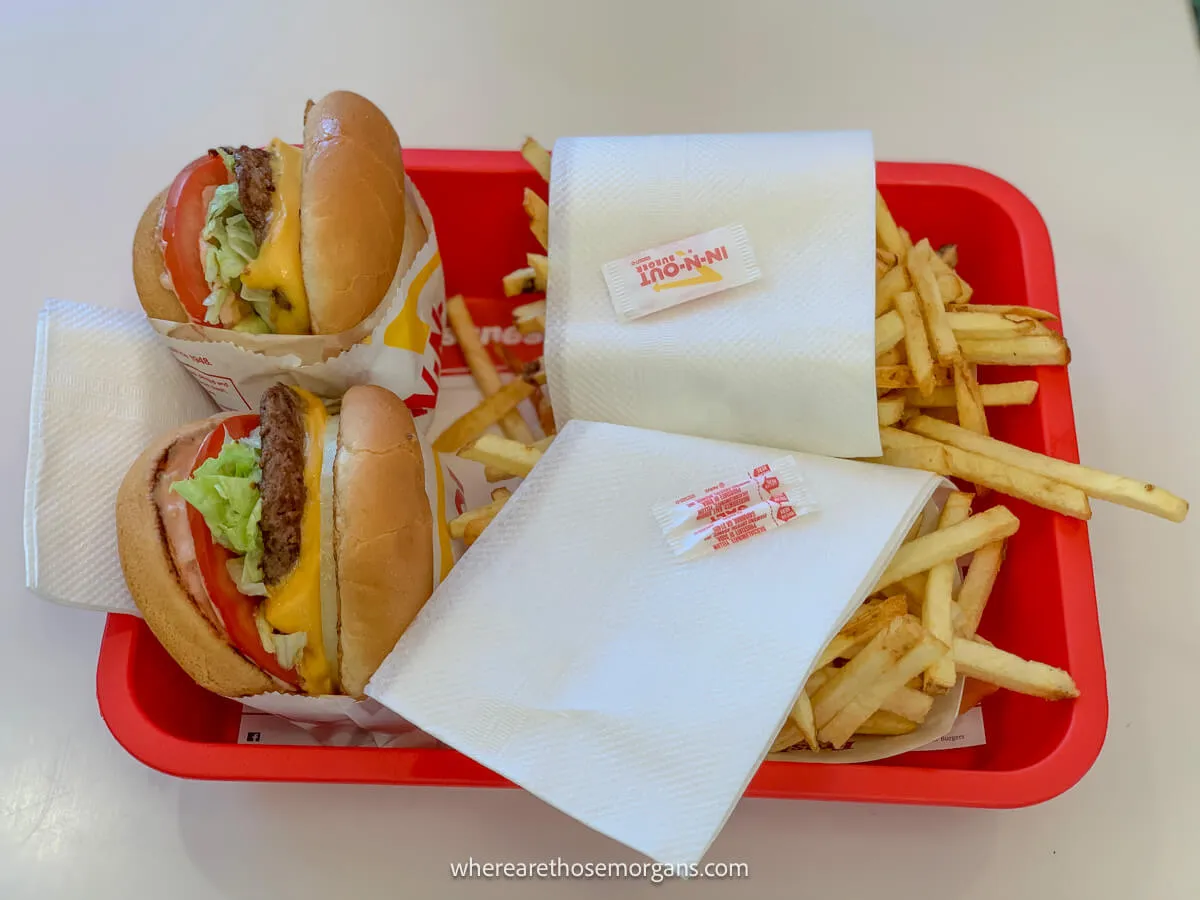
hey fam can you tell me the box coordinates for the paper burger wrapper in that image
[150,176,446,428]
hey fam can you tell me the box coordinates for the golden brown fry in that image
[789,690,819,753]
[816,595,908,669]
[459,434,544,478]
[948,311,1053,340]
[875,264,909,316]
[854,710,919,736]
[431,378,535,453]
[880,684,935,723]
[936,273,962,303]
[923,492,973,693]
[876,346,905,368]
[819,618,948,748]
[875,190,905,256]
[875,309,906,357]
[448,489,512,540]
[944,303,1058,321]
[812,615,924,730]
[877,392,906,427]
[523,187,549,250]
[893,290,936,396]
[952,638,1079,700]
[876,362,953,391]
[513,299,547,335]
[484,465,511,483]
[502,267,536,297]
[937,244,959,268]
[905,415,1188,522]
[906,381,1039,408]
[495,345,555,439]
[880,427,1092,519]
[956,540,1006,638]
[959,335,1070,366]
[908,240,959,364]
[769,720,805,753]
[953,359,989,436]
[520,136,552,182]
[876,248,898,280]
[447,295,536,443]
[873,505,1020,592]
[527,253,549,292]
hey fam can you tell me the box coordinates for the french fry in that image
[907,240,960,364]
[944,303,1057,321]
[877,392,906,427]
[448,488,512,540]
[873,506,1020,592]
[905,381,1038,408]
[952,638,1079,700]
[484,466,511,483]
[876,346,905,368]
[875,190,905,256]
[880,427,1092,518]
[527,253,549,292]
[875,310,906,357]
[789,690,819,753]
[937,244,959,268]
[876,248,898,280]
[513,299,547,335]
[495,345,556,438]
[928,245,972,302]
[502,266,536,297]
[893,291,936,396]
[770,721,805,753]
[947,311,1053,340]
[936,272,962,303]
[879,684,935,723]
[854,710,919,736]
[899,573,927,615]
[958,676,1001,714]
[447,295,536,443]
[956,540,1006,638]
[875,264,909,316]
[431,378,535,453]
[876,363,954,391]
[520,136,552,182]
[953,359,990,436]
[959,335,1070,366]
[922,492,973,694]
[812,615,925,731]
[904,415,1188,521]
[819,618,948,748]
[523,187,549,250]
[459,434,544,478]
[805,666,834,696]
[816,595,908,668]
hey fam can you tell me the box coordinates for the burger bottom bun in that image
[131,190,188,323]
[116,413,279,698]
[334,385,434,698]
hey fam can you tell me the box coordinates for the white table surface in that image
[4,1,1199,896]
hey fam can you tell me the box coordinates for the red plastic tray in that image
[97,151,1107,806]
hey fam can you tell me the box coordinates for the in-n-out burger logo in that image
[633,244,727,292]
[602,224,761,321]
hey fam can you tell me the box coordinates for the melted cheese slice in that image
[263,388,331,694]
[240,139,312,335]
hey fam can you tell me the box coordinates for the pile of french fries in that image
[436,138,1189,752]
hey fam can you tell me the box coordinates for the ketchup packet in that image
[653,456,817,559]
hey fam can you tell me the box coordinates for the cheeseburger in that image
[116,384,434,698]
[133,91,419,335]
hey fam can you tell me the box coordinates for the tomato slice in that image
[162,153,230,324]
[187,414,300,687]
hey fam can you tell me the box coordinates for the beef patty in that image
[226,145,274,244]
[259,385,307,585]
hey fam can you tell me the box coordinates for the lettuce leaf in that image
[171,438,264,563]
[200,172,273,333]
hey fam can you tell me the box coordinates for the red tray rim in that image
[96,154,1108,807]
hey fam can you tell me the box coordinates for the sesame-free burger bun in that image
[302,92,409,335]
[131,189,188,323]
[335,384,434,698]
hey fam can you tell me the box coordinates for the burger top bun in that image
[334,384,434,698]
[302,92,409,336]
[131,189,188,323]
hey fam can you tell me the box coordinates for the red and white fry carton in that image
[148,178,445,426]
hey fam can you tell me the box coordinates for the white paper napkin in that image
[24,299,216,614]
[368,420,940,866]
[545,132,880,459]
